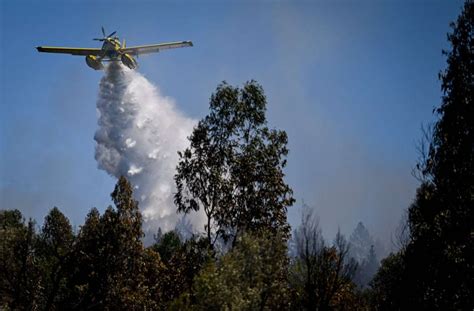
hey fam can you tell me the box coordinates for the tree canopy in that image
[175,80,295,247]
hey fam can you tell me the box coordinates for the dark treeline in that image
[370,2,474,310]
[1,2,472,310]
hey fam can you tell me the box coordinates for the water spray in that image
[94,62,204,234]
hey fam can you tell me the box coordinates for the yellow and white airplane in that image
[36,27,193,70]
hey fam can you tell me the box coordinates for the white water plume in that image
[94,62,204,234]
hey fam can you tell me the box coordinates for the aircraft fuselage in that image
[94,37,137,70]
[100,38,122,59]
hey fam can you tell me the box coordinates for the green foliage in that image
[37,207,74,309]
[0,209,23,229]
[175,81,295,246]
[0,210,41,309]
[67,176,160,309]
[142,247,166,308]
[153,229,183,263]
[176,231,290,310]
[160,236,212,307]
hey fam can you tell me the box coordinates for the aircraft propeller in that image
[93,27,117,41]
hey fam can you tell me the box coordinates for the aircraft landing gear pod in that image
[85,55,104,70]
[121,53,138,70]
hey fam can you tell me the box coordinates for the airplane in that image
[36,27,193,70]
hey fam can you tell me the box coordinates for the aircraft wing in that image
[122,41,193,56]
[36,46,102,56]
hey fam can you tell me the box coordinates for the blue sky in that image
[0,0,464,246]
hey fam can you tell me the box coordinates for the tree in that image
[401,2,474,308]
[0,209,23,229]
[175,81,295,247]
[0,210,41,309]
[142,247,166,310]
[290,207,359,310]
[369,251,406,310]
[66,208,101,309]
[37,207,74,309]
[160,236,212,308]
[348,222,380,288]
[354,245,379,289]
[348,222,374,264]
[69,176,160,310]
[152,229,183,263]
[177,230,290,310]
[150,229,212,308]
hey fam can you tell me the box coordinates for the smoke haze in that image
[94,63,205,234]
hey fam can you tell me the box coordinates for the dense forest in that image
[1,2,472,310]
